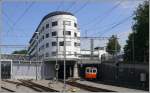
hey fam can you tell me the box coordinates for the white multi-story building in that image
[28,11,80,79]
[28,11,80,61]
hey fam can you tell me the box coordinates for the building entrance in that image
[58,64,74,79]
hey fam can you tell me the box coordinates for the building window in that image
[64,21,71,26]
[42,35,44,40]
[46,33,49,38]
[39,30,42,35]
[74,42,77,46]
[52,42,57,46]
[52,32,57,36]
[46,43,49,48]
[51,51,56,56]
[46,24,49,28]
[74,23,77,27]
[68,51,71,55]
[74,42,80,46]
[66,41,71,46]
[40,38,42,42]
[59,41,64,46]
[63,31,71,35]
[40,45,45,50]
[45,52,49,57]
[74,33,77,37]
[59,41,71,46]
[42,27,44,31]
[74,52,77,56]
[52,21,58,26]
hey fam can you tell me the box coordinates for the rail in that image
[19,80,58,92]
[3,80,43,92]
[60,80,115,92]
[1,86,15,92]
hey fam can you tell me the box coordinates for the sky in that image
[1,0,144,54]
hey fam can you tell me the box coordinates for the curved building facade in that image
[28,11,80,79]
[28,11,80,61]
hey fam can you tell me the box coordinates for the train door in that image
[1,61,11,79]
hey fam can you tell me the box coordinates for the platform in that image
[76,80,147,92]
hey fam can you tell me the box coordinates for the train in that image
[85,67,97,79]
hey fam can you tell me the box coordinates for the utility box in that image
[140,73,146,82]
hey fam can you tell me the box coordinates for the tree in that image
[106,35,121,55]
[12,49,27,54]
[124,1,149,63]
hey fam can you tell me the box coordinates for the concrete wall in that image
[11,61,56,80]
[12,62,42,79]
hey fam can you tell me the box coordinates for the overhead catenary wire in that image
[56,0,64,11]
[80,0,122,29]
[90,14,133,37]
[73,0,90,14]
[13,2,34,27]
[2,11,14,26]
[65,0,77,12]
[0,45,29,49]
[2,11,15,36]
[82,14,123,34]
[2,19,21,43]
[2,2,34,39]
[100,15,133,36]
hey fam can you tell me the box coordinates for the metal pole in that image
[115,35,118,80]
[90,39,94,60]
[35,32,39,80]
[0,0,2,91]
[115,35,117,61]
[63,21,66,91]
[132,33,134,64]
[56,36,58,82]
[36,61,37,80]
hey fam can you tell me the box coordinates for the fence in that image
[99,62,149,90]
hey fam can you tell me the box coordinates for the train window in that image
[90,69,92,73]
[93,70,96,73]
[93,69,97,73]
[86,69,89,73]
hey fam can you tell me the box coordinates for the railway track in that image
[1,86,15,92]
[3,80,42,92]
[3,80,58,92]
[19,80,58,92]
[61,80,115,92]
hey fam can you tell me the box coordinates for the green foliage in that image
[12,49,27,54]
[106,35,121,55]
[124,1,149,63]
